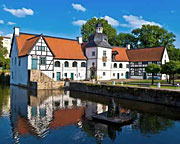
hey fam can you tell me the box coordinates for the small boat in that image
[91,111,135,126]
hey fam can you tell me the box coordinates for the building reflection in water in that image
[9,85,175,143]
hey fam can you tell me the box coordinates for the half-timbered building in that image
[10,23,169,87]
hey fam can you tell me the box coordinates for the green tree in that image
[132,25,176,49]
[145,64,161,85]
[161,61,180,85]
[0,36,8,68]
[81,18,117,45]
[116,33,138,48]
[167,47,180,61]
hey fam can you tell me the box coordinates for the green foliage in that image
[81,18,117,45]
[116,33,138,48]
[145,64,161,85]
[167,47,180,61]
[132,25,176,49]
[0,36,9,69]
[145,64,161,74]
[161,61,180,85]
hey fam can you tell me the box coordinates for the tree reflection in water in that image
[133,113,174,135]
[0,85,176,143]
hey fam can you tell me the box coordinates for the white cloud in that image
[72,3,86,12]
[0,20,4,24]
[3,5,34,18]
[120,15,161,28]
[7,21,16,25]
[72,20,86,26]
[102,16,119,27]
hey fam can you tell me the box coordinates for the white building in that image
[10,23,169,87]
[1,36,11,58]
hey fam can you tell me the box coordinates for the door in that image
[125,72,129,79]
[70,73,74,80]
[143,72,147,80]
[117,73,120,79]
[31,58,38,70]
[57,72,61,81]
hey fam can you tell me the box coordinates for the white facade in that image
[2,36,11,58]
[10,26,170,86]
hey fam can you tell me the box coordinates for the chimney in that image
[77,36,83,44]
[14,27,20,36]
[126,44,131,50]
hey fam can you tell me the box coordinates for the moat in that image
[1,84,180,144]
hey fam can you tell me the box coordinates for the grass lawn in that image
[117,83,180,90]
[118,79,180,84]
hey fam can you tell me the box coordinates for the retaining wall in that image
[70,82,180,107]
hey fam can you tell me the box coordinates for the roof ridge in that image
[126,46,165,51]
[20,32,78,42]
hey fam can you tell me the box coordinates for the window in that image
[64,61,69,67]
[19,59,21,66]
[81,62,86,67]
[126,64,129,68]
[92,51,95,56]
[103,62,106,67]
[103,50,106,56]
[114,63,117,68]
[121,73,123,76]
[53,73,54,78]
[142,61,148,65]
[40,57,46,65]
[64,73,67,77]
[55,61,60,67]
[103,72,106,76]
[119,63,123,68]
[72,61,77,67]
[113,73,115,76]
[38,46,45,51]
[92,62,95,67]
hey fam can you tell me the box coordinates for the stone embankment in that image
[29,70,64,89]
[70,82,180,107]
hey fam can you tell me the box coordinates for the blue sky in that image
[0,0,180,47]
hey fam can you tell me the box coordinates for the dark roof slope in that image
[86,33,111,48]
[126,47,165,62]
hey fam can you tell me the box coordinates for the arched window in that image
[72,61,77,67]
[114,63,117,68]
[64,61,69,67]
[81,62,86,67]
[55,61,60,67]
[119,63,123,68]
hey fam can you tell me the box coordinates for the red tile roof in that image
[16,33,86,60]
[112,47,129,62]
[126,47,165,62]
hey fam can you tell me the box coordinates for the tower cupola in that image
[96,22,103,33]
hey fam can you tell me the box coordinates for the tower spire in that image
[96,22,103,33]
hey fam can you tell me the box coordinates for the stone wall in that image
[29,70,64,89]
[70,82,180,107]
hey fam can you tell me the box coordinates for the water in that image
[1,84,180,144]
